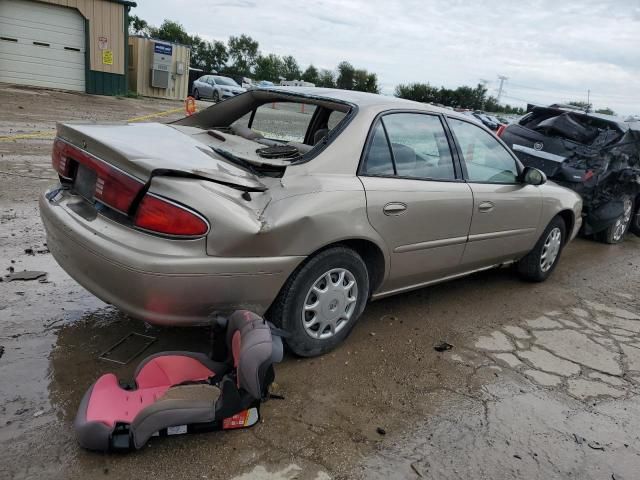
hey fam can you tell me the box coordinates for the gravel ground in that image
[1,85,640,480]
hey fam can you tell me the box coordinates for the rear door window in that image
[361,123,395,175]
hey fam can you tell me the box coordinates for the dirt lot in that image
[1,85,640,480]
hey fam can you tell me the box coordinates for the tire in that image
[193,88,200,100]
[517,216,566,282]
[629,198,640,237]
[212,90,220,103]
[596,196,634,244]
[269,246,369,357]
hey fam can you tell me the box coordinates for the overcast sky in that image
[134,0,640,115]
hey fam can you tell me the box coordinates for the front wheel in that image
[212,90,220,102]
[193,88,200,100]
[269,247,369,357]
[517,216,566,282]
[596,196,634,244]
[631,200,640,237]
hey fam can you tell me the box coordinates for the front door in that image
[359,113,474,294]
[446,117,543,269]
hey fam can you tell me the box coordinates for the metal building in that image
[0,0,135,95]
[127,35,190,100]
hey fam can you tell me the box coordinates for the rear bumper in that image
[39,189,303,326]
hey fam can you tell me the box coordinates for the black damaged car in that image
[500,105,640,244]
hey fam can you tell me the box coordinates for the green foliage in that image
[302,65,319,85]
[317,69,336,88]
[254,54,284,82]
[128,15,149,36]
[395,82,524,114]
[149,20,191,45]
[336,61,379,93]
[191,37,228,73]
[567,100,591,110]
[227,34,259,76]
[281,55,301,80]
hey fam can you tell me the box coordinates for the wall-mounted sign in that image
[153,43,173,56]
[102,49,113,65]
[98,36,108,50]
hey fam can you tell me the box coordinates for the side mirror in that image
[522,166,547,186]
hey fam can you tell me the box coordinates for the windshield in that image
[214,76,239,87]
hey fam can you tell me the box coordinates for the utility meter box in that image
[151,42,173,88]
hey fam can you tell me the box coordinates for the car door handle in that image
[478,201,495,213]
[383,202,407,216]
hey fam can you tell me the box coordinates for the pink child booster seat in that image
[74,310,283,451]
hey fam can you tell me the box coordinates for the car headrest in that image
[225,310,282,400]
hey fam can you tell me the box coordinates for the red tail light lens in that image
[496,125,506,137]
[51,138,144,213]
[582,170,594,182]
[52,138,72,179]
[134,194,209,237]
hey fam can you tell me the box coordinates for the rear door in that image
[359,112,473,293]
[446,117,542,269]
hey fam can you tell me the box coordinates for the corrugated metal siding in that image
[38,0,126,74]
[128,36,190,100]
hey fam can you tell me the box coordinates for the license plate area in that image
[73,163,97,202]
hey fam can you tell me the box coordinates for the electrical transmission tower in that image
[496,75,508,103]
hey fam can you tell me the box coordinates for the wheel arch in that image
[556,209,575,244]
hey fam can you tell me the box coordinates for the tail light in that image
[52,138,72,179]
[52,138,144,214]
[134,194,209,237]
[496,125,506,137]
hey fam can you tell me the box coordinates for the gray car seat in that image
[74,310,283,452]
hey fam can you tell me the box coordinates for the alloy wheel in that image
[302,268,358,340]
[540,227,562,272]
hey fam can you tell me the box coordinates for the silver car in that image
[192,75,246,102]
[40,88,582,357]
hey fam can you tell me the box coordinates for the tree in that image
[302,65,319,85]
[149,20,191,45]
[281,55,301,80]
[191,37,228,73]
[353,69,379,93]
[128,15,149,36]
[227,34,259,76]
[595,107,615,115]
[394,83,440,103]
[317,69,336,88]
[336,61,356,90]
[254,54,284,82]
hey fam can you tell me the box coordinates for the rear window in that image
[233,102,317,143]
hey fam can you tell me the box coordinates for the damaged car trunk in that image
[500,106,640,243]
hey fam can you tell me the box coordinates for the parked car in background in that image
[255,80,275,88]
[40,88,582,357]
[473,112,499,130]
[500,105,640,243]
[192,75,246,102]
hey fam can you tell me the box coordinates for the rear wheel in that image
[517,216,566,282]
[269,247,369,357]
[630,198,640,237]
[193,88,200,100]
[596,196,634,244]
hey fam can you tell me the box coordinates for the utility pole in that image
[496,75,508,104]
[587,89,591,112]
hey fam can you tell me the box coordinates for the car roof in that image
[254,86,464,118]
